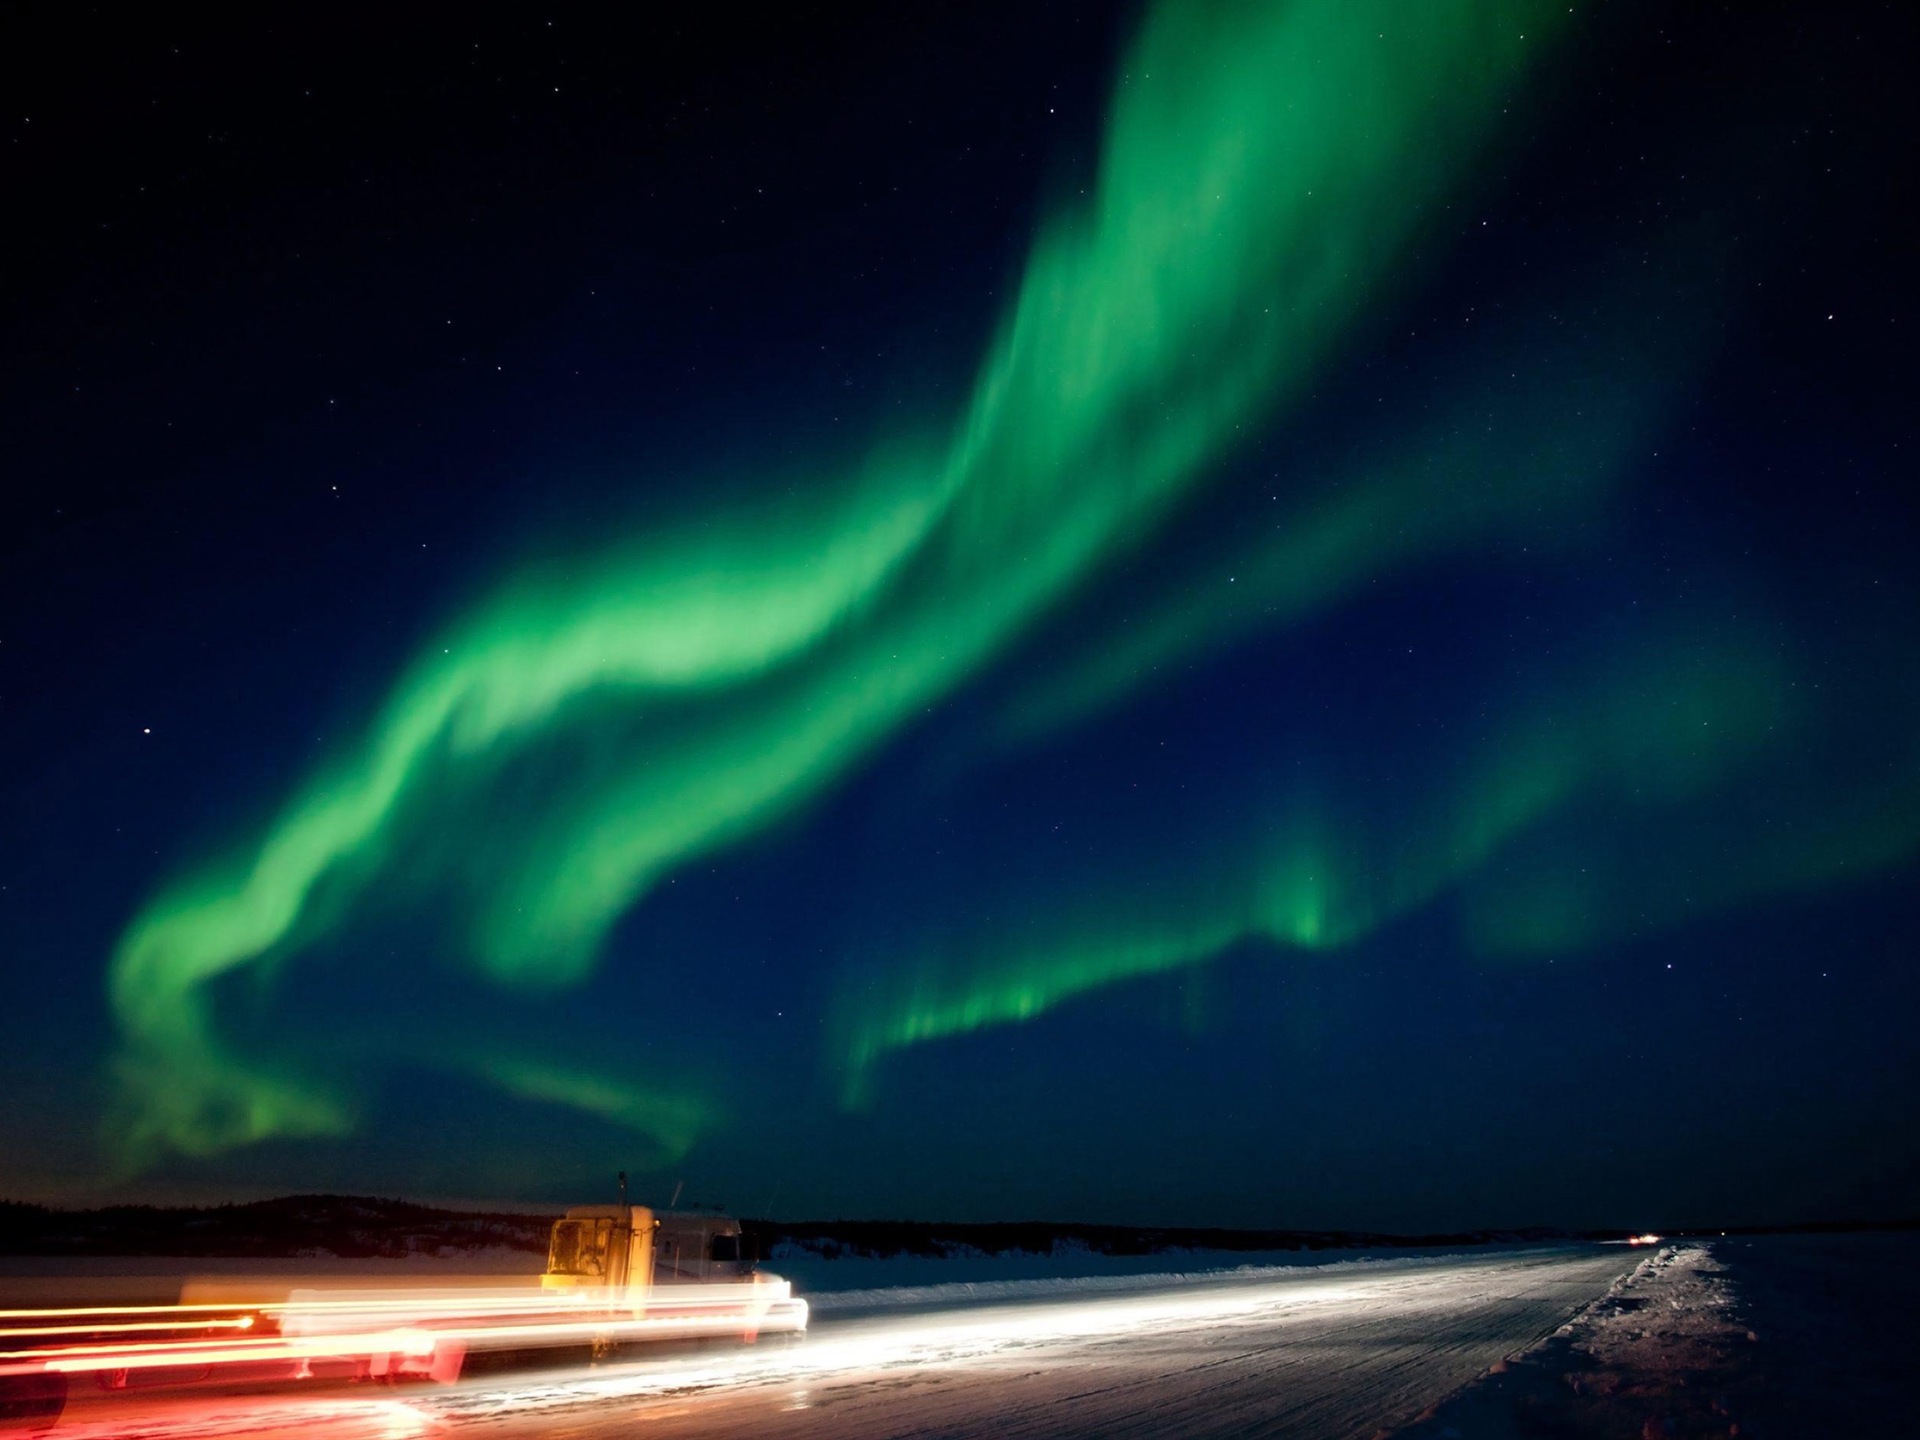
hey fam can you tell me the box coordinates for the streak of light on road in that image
[28,1248,1643,1440]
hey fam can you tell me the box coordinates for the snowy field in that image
[766,1239,1564,1306]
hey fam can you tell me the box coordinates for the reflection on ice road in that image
[37,1247,1640,1440]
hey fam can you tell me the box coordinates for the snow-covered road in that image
[42,1246,1638,1440]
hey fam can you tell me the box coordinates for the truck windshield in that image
[548,1219,609,1276]
[709,1234,740,1263]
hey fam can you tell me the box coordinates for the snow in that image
[1388,1232,1917,1438]
[767,1238,1561,1304]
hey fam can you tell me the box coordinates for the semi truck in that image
[536,1203,807,1342]
[1,1204,806,1429]
[268,1205,807,1376]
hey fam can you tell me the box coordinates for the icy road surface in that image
[43,1246,1638,1440]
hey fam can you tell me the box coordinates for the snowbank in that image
[1388,1232,1917,1438]
[770,1240,1583,1309]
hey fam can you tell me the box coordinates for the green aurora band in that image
[840,608,1920,1101]
[108,0,1583,1163]
[990,282,1687,753]
[836,625,1797,1101]
[487,1061,709,1165]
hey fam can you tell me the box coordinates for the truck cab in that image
[542,1206,756,1292]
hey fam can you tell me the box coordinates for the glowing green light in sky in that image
[993,305,1673,752]
[108,0,1574,1162]
[487,1062,709,1164]
[837,627,1798,1101]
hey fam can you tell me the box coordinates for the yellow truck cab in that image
[537,1200,806,1344]
[542,1206,754,1292]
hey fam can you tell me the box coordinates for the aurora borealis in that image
[3,0,1917,1228]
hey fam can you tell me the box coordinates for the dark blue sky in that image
[2,0,1915,1230]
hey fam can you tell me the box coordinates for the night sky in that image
[3,0,1916,1232]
